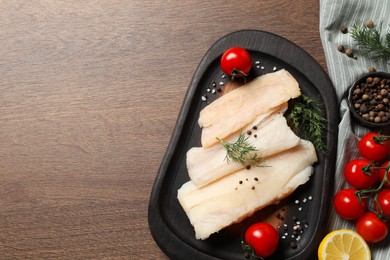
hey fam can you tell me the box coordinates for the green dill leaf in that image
[216,133,265,167]
[285,95,327,153]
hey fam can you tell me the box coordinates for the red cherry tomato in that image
[333,188,367,220]
[358,132,389,161]
[379,161,390,188]
[375,189,390,219]
[244,222,279,258]
[356,211,388,243]
[344,158,378,189]
[220,47,252,78]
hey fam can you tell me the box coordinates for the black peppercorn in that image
[365,19,374,28]
[290,241,298,249]
[345,48,354,57]
[340,26,348,34]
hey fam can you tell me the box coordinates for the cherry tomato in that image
[356,211,388,243]
[333,188,367,220]
[375,189,390,219]
[379,161,390,189]
[244,222,279,257]
[344,158,378,189]
[358,132,389,161]
[220,47,252,78]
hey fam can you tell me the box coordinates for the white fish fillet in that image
[198,69,301,148]
[187,108,300,187]
[177,139,317,240]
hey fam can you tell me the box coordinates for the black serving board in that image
[148,30,338,260]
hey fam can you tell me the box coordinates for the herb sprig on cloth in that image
[350,21,390,61]
[285,95,327,153]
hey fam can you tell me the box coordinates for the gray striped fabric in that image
[320,0,390,258]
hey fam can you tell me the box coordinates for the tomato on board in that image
[220,47,252,78]
[379,161,390,189]
[333,188,367,220]
[244,222,279,258]
[344,158,378,189]
[356,211,388,243]
[358,132,389,162]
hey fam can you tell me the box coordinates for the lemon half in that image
[318,229,371,260]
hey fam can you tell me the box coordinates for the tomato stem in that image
[241,239,264,259]
[356,162,390,220]
[373,133,390,145]
[362,161,376,176]
[231,68,248,82]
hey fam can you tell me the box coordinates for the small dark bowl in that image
[348,71,390,129]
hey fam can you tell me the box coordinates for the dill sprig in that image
[216,133,264,167]
[350,21,390,61]
[285,95,327,153]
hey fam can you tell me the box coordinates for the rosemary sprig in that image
[216,133,264,167]
[350,21,390,61]
[285,95,327,153]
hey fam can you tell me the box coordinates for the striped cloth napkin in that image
[320,0,390,258]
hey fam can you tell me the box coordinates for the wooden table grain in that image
[0,1,326,259]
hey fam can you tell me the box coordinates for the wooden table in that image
[0,1,326,259]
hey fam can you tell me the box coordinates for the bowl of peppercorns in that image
[348,71,390,128]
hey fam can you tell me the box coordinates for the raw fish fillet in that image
[198,69,301,148]
[187,108,300,187]
[178,140,317,240]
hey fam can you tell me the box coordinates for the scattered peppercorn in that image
[290,241,298,249]
[337,45,345,52]
[340,26,348,34]
[345,48,354,57]
[252,125,257,130]
[275,211,284,221]
[251,186,255,190]
[246,130,252,135]
[245,165,251,170]
[254,177,258,181]
[365,19,374,28]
